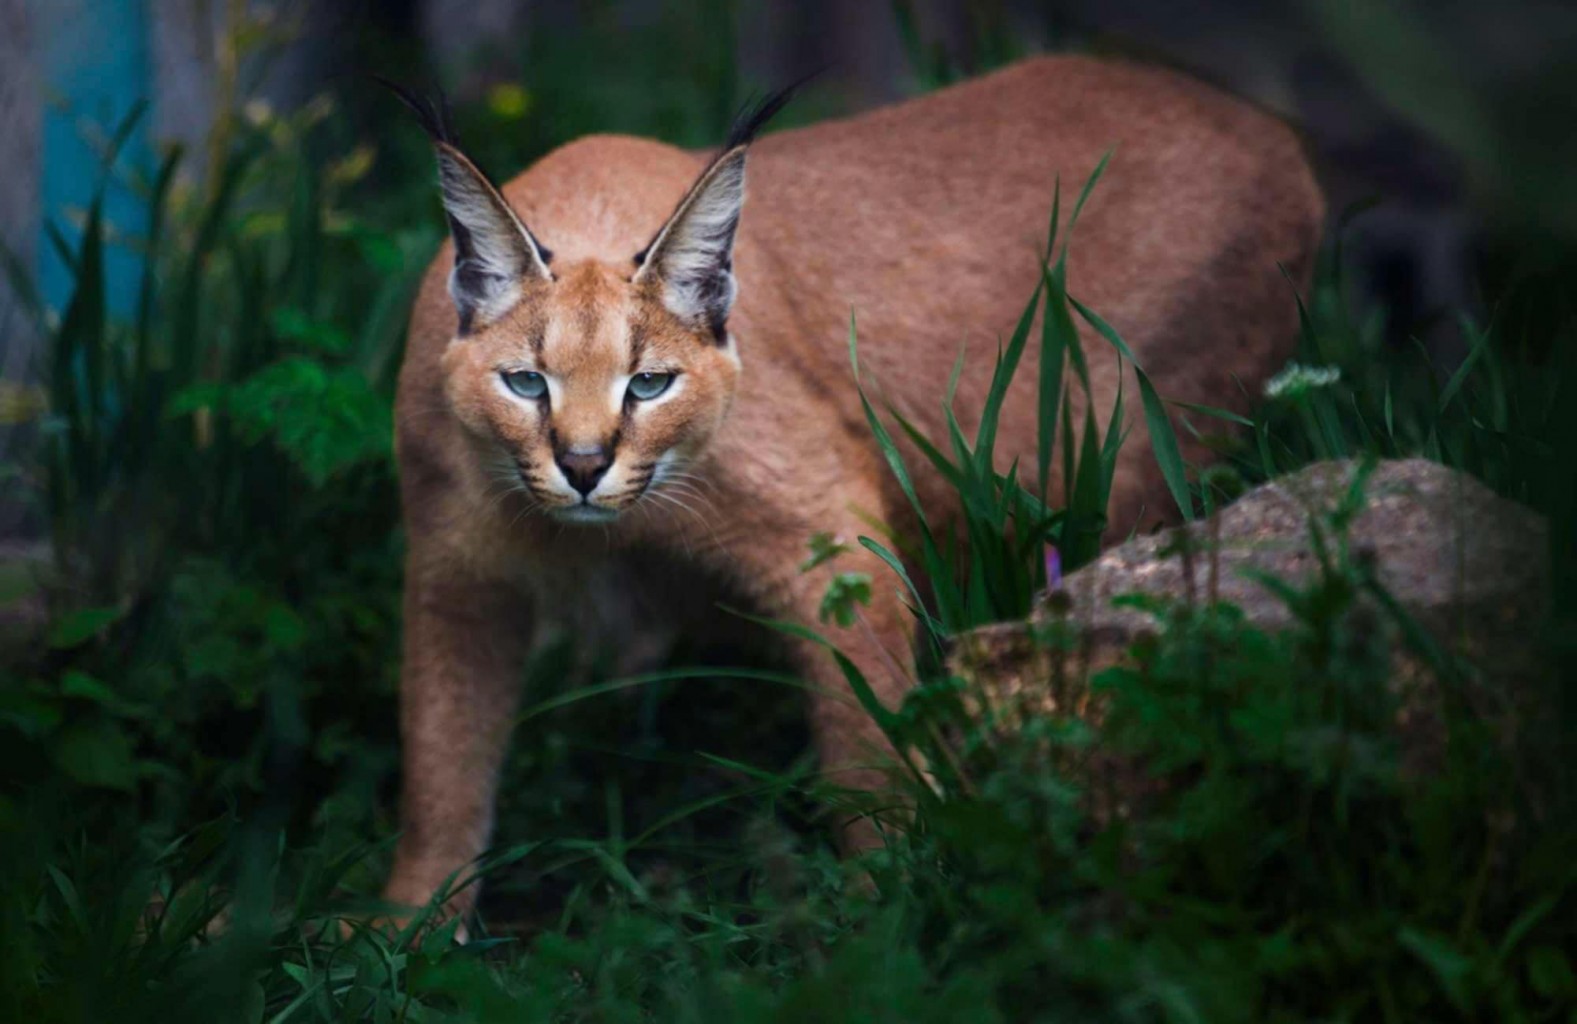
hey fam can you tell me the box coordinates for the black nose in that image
[557,448,611,496]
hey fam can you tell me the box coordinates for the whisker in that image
[646,491,699,558]
[647,488,725,554]
[659,470,719,498]
[658,482,718,518]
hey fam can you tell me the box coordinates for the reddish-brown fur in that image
[384,55,1323,928]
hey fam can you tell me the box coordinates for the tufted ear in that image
[432,144,552,332]
[631,146,747,341]
[632,83,803,342]
[380,78,551,333]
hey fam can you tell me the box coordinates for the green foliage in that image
[818,572,874,628]
[12,460,1569,1022]
[179,355,392,488]
[781,466,1572,1022]
[10,99,426,611]
[1,90,419,930]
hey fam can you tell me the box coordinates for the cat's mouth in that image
[549,501,621,524]
[541,463,662,524]
[512,458,631,524]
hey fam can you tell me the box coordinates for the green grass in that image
[1173,223,1572,522]
[3,5,1575,1021]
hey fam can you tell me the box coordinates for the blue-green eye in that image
[627,372,674,401]
[502,370,547,400]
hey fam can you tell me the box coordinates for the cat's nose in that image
[557,447,612,496]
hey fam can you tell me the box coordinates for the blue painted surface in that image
[36,0,153,317]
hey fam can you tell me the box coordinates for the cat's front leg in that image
[739,517,919,852]
[380,556,534,936]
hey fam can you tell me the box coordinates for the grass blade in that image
[1059,149,1113,255]
[1169,399,1253,427]
[859,535,947,646]
[1070,295,1194,520]
[975,277,1044,472]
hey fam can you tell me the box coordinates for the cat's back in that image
[730,55,1322,425]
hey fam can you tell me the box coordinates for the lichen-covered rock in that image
[949,459,1550,775]
[1056,458,1542,646]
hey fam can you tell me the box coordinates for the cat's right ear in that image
[431,143,553,332]
[378,78,552,333]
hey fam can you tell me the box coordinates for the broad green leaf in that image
[819,571,874,628]
[47,605,123,649]
[54,720,137,790]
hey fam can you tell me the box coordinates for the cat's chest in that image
[519,548,782,678]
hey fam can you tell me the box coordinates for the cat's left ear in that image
[632,83,804,342]
[632,147,747,341]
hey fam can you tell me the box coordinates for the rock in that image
[949,459,1550,778]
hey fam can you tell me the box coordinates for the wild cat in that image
[379,55,1322,931]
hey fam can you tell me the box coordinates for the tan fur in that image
[383,55,1324,926]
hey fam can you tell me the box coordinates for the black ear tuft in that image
[377,73,552,331]
[631,72,817,276]
[372,75,460,147]
[720,70,820,152]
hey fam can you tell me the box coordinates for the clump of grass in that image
[5,99,427,611]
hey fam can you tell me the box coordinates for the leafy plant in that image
[1,89,424,914]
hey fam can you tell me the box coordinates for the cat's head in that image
[391,83,793,524]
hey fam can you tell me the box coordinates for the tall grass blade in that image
[892,409,967,491]
[1044,258,1090,393]
[858,535,947,645]
[974,278,1043,471]
[0,240,45,335]
[849,313,964,629]
[1439,318,1492,412]
[1169,399,1253,427]
[1059,150,1113,256]
[1037,208,1071,505]
[1063,399,1108,568]
[1069,295,1194,520]
[1099,369,1127,511]
[849,313,922,519]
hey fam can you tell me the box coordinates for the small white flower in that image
[1264,362,1341,400]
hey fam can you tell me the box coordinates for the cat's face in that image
[408,95,754,524]
[441,259,740,523]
